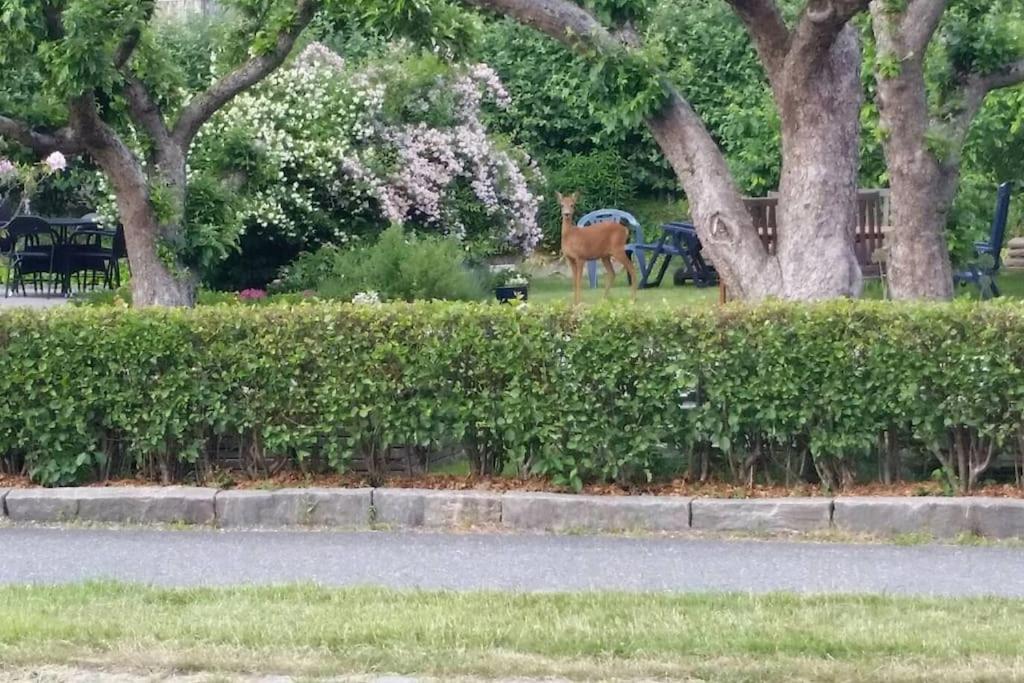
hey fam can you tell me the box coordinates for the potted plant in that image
[493,268,529,303]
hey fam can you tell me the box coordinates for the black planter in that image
[495,285,528,303]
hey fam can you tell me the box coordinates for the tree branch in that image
[945,58,1024,151]
[113,2,170,151]
[789,0,870,69]
[0,115,81,155]
[114,29,144,69]
[724,0,791,84]
[171,0,318,149]
[122,74,173,150]
[900,0,948,55]
[979,58,1024,93]
[113,1,155,68]
[461,0,621,51]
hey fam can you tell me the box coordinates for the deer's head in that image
[555,192,579,220]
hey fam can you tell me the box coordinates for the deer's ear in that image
[571,192,580,202]
[555,191,563,202]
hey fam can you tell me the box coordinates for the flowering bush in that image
[237,288,268,302]
[0,152,68,216]
[195,43,542,288]
[491,266,530,288]
[351,290,382,305]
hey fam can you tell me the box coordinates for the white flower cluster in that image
[351,290,381,305]
[200,42,542,252]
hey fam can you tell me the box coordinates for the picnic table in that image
[630,222,718,289]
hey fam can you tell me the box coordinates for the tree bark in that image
[69,95,196,307]
[869,1,955,300]
[870,1,1024,300]
[774,25,864,299]
[646,91,783,300]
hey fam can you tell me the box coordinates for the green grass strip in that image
[1,583,1023,681]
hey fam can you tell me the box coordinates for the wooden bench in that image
[743,189,890,277]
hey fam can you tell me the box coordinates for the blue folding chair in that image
[576,209,648,288]
[954,182,1012,299]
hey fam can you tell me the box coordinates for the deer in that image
[557,191,638,305]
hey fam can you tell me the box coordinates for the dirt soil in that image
[2,471,1022,498]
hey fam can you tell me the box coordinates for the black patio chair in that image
[3,216,59,297]
[954,182,1012,299]
[66,223,129,291]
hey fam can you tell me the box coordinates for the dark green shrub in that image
[2,301,1024,490]
[281,225,489,302]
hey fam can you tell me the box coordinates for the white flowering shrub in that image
[193,42,542,287]
[351,290,381,305]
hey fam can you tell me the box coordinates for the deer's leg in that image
[614,250,638,302]
[601,257,615,298]
[570,258,583,306]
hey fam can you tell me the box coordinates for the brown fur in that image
[557,192,638,305]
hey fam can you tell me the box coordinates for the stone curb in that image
[372,489,503,528]
[215,488,372,528]
[832,497,1024,539]
[5,487,216,525]
[502,492,692,533]
[1,488,1023,539]
[691,498,832,533]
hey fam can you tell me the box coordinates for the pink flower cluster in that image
[339,61,542,250]
[44,152,67,172]
[0,159,15,177]
[238,288,267,301]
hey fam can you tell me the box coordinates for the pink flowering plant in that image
[237,288,268,302]
[196,43,543,256]
[0,151,68,216]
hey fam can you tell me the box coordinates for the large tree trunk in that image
[71,96,197,307]
[647,93,783,300]
[107,165,197,308]
[93,146,196,307]
[869,1,957,300]
[774,26,864,300]
[885,163,957,300]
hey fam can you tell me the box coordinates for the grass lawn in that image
[527,273,718,308]
[2,583,1024,681]
[525,268,1024,309]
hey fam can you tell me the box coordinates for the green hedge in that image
[1,302,1023,491]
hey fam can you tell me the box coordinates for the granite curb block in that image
[833,496,1024,539]
[215,488,372,528]
[501,492,692,532]
[5,487,216,525]
[1,488,1023,539]
[690,498,833,533]
[372,489,503,528]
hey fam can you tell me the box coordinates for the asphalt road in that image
[1,526,1022,596]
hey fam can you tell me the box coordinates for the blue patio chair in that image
[576,209,648,288]
[954,182,1012,299]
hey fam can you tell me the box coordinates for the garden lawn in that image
[527,274,718,308]
[1,583,1023,681]
[526,269,1024,308]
